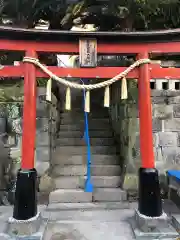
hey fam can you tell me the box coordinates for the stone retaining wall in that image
[0,86,59,204]
[152,90,180,175]
[109,80,180,194]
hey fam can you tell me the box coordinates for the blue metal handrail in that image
[80,79,93,192]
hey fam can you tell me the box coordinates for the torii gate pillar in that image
[137,52,162,217]
[13,50,38,220]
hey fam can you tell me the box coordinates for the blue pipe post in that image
[80,79,93,192]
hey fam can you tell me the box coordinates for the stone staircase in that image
[48,97,127,205]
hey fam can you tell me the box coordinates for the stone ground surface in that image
[0,201,179,240]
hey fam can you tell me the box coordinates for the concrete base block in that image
[131,209,179,239]
[135,209,169,231]
[5,212,44,239]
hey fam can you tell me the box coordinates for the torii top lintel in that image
[1,25,180,43]
[1,26,180,79]
[0,26,180,54]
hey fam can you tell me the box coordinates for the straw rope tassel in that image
[121,77,128,99]
[46,78,52,102]
[104,86,110,107]
[65,87,71,110]
[85,90,90,112]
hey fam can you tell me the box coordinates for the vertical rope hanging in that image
[121,77,128,100]
[65,87,71,110]
[85,90,90,112]
[46,78,52,102]
[104,86,110,107]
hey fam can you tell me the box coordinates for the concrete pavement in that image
[0,201,179,239]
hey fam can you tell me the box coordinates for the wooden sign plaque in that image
[79,39,97,68]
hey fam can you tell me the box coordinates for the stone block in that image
[50,108,58,121]
[166,90,180,97]
[49,189,92,203]
[37,87,46,96]
[168,96,180,104]
[152,118,162,132]
[118,105,126,119]
[51,94,57,106]
[36,107,49,118]
[36,131,49,146]
[36,94,49,118]
[158,132,178,147]
[152,96,167,104]
[152,104,173,119]
[36,118,49,132]
[164,119,180,131]
[151,90,165,97]
[93,188,127,202]
[173,104,180,117]
[126,104,138,118]
[35,147,49,162]
[162,147,180,164]
[49,121,57,133]
[151,89,180,97]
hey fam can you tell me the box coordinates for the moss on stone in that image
[0,83,24,102]
[110,79,140,191]
[123,173,139,191]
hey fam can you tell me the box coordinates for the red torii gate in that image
[0,26,180,221]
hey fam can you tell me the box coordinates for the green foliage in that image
[1,0,180,30]
[0,82,23,102]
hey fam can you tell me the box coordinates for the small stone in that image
[153,104,173,119]
[39,173,55,192]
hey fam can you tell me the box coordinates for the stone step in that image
[93,188,127,202]
[41,208,134,222]
[49,189,92,203]
[60,112,109,119]
[59,124,111,131]
[54,146,117,155]
[46,202,131,211]
[56,137,115,146]
[52,154,120,165]
[54,176,121,189]
[58,130,113,138]
[60,119,110,125]
[51,165,121,177]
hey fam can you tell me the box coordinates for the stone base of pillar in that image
[131,209,179,239]
[7,212,42,237]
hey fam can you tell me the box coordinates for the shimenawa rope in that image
[23,57,151,112]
